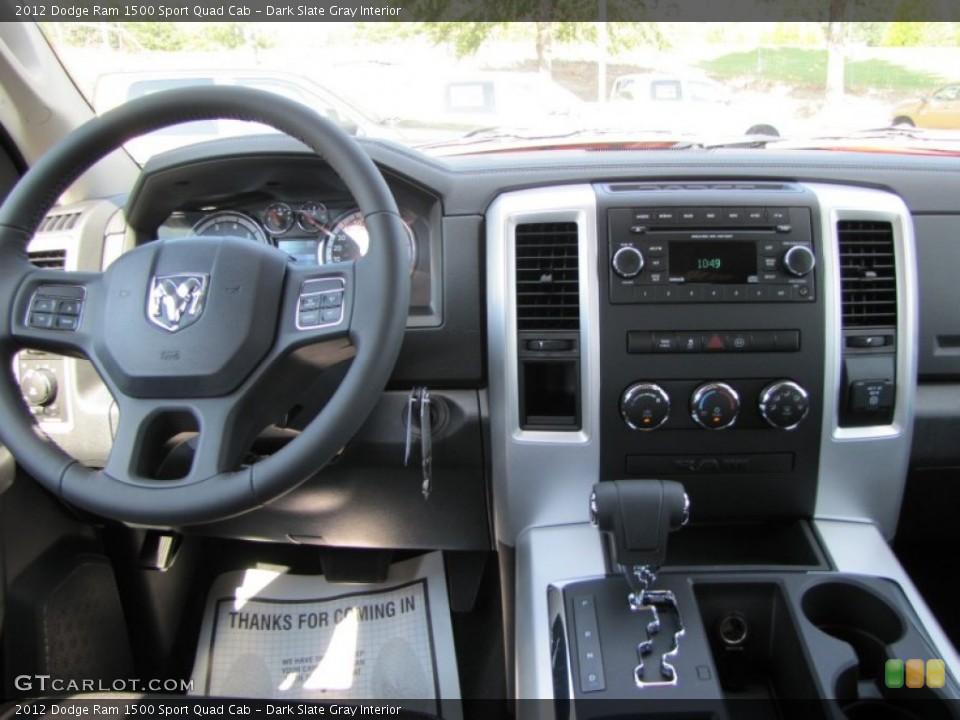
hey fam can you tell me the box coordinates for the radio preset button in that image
[612,246,645,278]
[724,286,749,302]
[677,286,701,302]
[703,287,723,301]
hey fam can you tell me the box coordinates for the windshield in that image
[39,21,960,160]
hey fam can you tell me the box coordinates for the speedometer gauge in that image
[193,212,267,244]
[322,210,416,273]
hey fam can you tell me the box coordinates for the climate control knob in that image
[783,245,815,277]
[20,368,57,407]
[620,383,670,431]
[612,246,645,278]
[690,382,740,430]
[759,380,810,430]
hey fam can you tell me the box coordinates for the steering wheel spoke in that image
[10,268,102,358]
[104,395,254,485]
[276,262,355,351]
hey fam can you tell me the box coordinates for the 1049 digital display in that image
[669,241,757,284]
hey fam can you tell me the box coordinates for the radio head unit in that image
[608,206,815,304]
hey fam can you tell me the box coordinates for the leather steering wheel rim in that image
[0,86,410,525]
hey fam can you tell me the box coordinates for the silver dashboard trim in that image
[805,184,917,538]
[486,186,601,545]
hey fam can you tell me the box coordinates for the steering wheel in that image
[0,86,410,526]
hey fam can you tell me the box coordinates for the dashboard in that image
[18,135,960,555]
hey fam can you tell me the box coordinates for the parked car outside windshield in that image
[37,21,960,158]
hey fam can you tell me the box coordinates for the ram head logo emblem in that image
[147,273,209,332]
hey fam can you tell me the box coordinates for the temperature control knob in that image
[612,247,645,278]
[20,368,57,407]
[759,380,810,430]
[690,382,740,430]
[620,383,670,431]
[783,245,815,277]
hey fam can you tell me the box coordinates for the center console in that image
[486,181,957,716]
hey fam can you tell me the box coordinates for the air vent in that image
[28,249,67,270]
[515,222,580,331]
[838,220,897,327]
[38,212,81,233]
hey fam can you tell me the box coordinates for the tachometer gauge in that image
[297,201,330,233]
[262,202,294,235]
[322,210,416,273]
[193,212,268,244]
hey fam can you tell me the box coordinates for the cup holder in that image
[802,581,905,680]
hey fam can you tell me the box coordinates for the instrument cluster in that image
[160,199,419,272]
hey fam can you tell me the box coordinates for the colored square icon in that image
[927,659,946,689]
[885,659,904,688]
[905,659,925,688]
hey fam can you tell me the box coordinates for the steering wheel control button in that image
[299,295,322,312]
[690,382,740,430]
[759,380,811,430]
[29,287,85,332]
[31,297,58,313]
[621,383,670,431]
[29,312,55,329]
[297,278,345,330]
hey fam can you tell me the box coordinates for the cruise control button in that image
[298,310,320,327]
[58,300,82,315]
[32,297,58,313]
[299,295,321,311]
[321,292,343,308]
[29,312,55,329]
[320,307,341,323]
[54,315,78,331]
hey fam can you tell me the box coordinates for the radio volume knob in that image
[621,383,670,431]
[783,245,815,277]
[690,382,740,430]
[759,380,810,430]
[612,246,645,278]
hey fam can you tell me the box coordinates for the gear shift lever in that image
[589,479,689,610]
[590,479,690,687]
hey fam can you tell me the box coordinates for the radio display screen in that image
[669,241,757,284]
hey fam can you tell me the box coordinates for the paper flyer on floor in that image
[191,552,460,715]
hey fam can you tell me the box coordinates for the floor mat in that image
[190,552,460,714]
